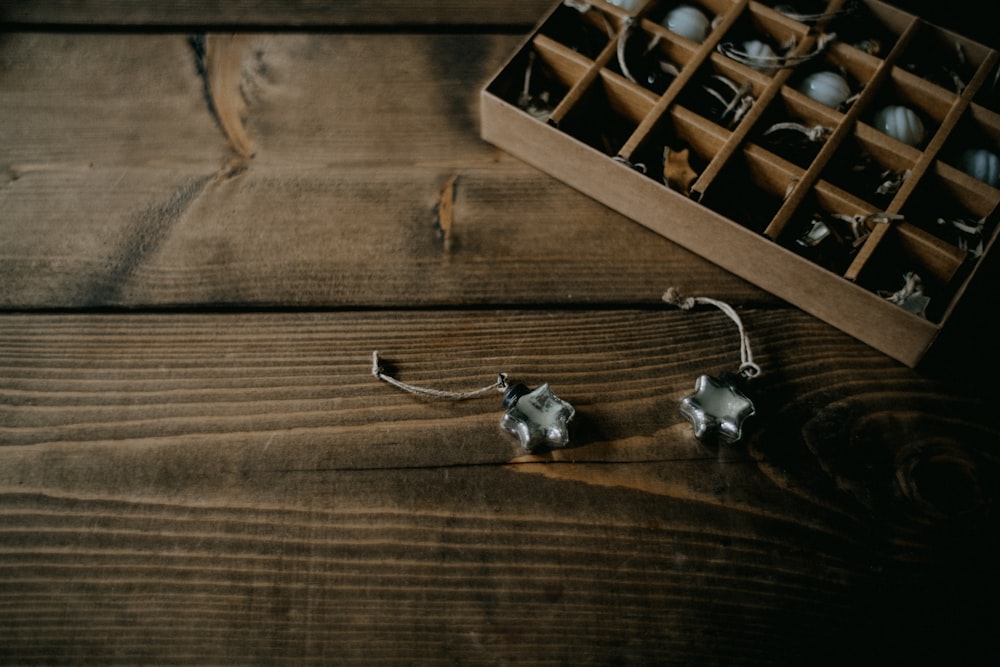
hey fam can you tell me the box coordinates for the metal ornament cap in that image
[679,372,755,445]
[500,383,575,453]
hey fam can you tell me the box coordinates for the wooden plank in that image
[0,0,555,27]
[0,163,765,308]
[0,33,518,166]
[0,34,225,166]
[0,310,997,664]
[2,5,998,665]
[0,1,996,45]
[0,309,996,512]
[0,33,763,308]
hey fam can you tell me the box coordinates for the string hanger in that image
[370,351,575,452]
[663,288,760,444]
[663,288,761,379]
[371,351,508,399]
[718,32,837,72]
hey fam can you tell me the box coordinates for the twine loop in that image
[774,3,857,24]
[718,32,836,71]
[617,17,638,83]
[883,272,924,306]
[663,289,761,379]
[763,121,832,142]
[372,351,509,400]
[613,155,648,173]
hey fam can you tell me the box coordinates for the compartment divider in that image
[851,123,921,171]
[671,105,731,155]
[547,23,623,127]
[742,143,806,196]
[811,180,878,217]
[938,206,1000,324]
[761,17,922,241]
[616,0,750,163]
[690,0,852,198]
[599,69,661,122]
[933,160,1000,217]
[808,177,966,284]
[689,56,800,199]
[892,222,970,286]
[844,46,1000,281]
[532,34,602,84]
[969,104,1000,141]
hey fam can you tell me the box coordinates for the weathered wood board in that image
[1,310,997,663]
[0,33,764,309]
[1,1,999,663]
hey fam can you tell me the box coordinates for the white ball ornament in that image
[873,105,925,147]
[958,148,1000,187]
[742,40,778,75]
[797,71,851,108]
[663,5,711,43]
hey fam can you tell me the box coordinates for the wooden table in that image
[2,1,998,663]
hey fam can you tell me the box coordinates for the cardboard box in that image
[481,0,1000,367]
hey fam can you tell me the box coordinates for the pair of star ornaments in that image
[492,371,754,452]
[374,291,758,452]
[376,361,754,453]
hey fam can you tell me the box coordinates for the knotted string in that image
[762,121,833,142]
[773,5,856,24]
[830,211,903,235]
[702,75,755,127]
[371,351,508,400]
[663,289,761,379]
[518,52,553,121]
[882,272,924,306]
[718,32,836,71]
[616,17,638,83]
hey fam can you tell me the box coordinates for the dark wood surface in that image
[2,1,999,664]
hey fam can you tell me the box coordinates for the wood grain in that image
[0,33,764,309]
[0,310,997,664]
[1,32,505,167]
[2,0,998,52]
[0,0,555,27]
[0,161,768,308]
[3,2,1000,664]
[2,309,995,507]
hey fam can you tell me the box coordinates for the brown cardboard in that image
[480,0,1000,367]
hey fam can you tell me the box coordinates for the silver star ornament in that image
[500,383,575,453]
[679,373,755,445]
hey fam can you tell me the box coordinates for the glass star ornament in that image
[679,372,755,445]
[500,383,575,452]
